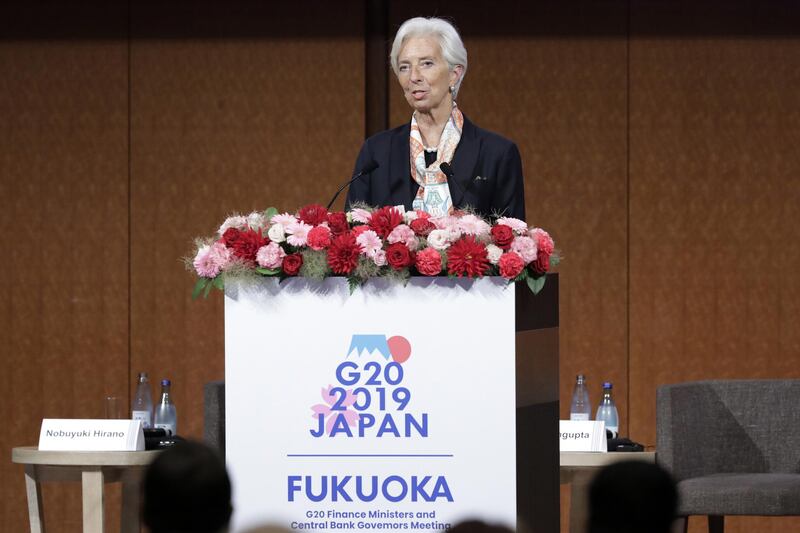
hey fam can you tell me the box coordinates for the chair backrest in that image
[656,379,800,480]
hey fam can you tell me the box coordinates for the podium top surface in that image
[12,446,160,466]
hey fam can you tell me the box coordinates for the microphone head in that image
[362,160,379,173]
[439,161,454,177]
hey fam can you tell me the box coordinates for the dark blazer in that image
[345,116,525,220]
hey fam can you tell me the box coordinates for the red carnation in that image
[327,233,361,274]
[447,236,490,278]
[230,228,269,263]
[369,206,403,239]
[410,217,435,237]
[491,224,514,250]
[282,253,303,276]
[327,212,349,236]
[531,252,550,275]
[415,248,442,276]
[307,225,332,251]
[297,204,329,226]
[386,242,414,270]
[351,225,370,239]
[498,252,525,279]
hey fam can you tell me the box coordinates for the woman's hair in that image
[389,17,468,98]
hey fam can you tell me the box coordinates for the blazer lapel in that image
[450,116,480,209]
[387,123,415,209]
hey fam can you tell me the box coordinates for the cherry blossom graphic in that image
[310,385,359,435]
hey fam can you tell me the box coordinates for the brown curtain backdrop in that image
[2,1,798,532]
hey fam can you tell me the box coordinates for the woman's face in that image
[397,36,461,116]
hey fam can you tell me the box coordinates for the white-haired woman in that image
[346,17,525,220]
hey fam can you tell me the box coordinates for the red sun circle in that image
[387,336,412,363]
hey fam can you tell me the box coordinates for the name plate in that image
[559,420,607,452]
[39,419,145,451]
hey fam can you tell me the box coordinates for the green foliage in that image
[526,274,546,295]
[192,278,209,299]
[299,250,330,280]
[347,276,362,295]
[354,257,381,280]
[256,267,281,276]
[263,207,279,222]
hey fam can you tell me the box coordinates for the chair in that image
[656,380,800,533]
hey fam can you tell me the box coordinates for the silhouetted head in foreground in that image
[588,460,678,533]
[143,440,232,533]
[447,519,514,533]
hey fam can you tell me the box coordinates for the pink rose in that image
[415,248,442,276]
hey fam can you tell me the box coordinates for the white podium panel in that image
[225,277,516,532]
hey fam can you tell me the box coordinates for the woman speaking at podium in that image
[345,17,526,220]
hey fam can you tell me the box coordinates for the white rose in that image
[267,223,286,243]
[427,229,451,251]
[486,244,503,265]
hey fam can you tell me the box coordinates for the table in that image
[560,451,657,533]
[11,446,160,533]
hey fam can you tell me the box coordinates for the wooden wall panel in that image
[388,2,629,434]
[129,3,365,442]
[0,27,128,533]
[629,3,800,533]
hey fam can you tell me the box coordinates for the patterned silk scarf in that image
[409,105,464,217]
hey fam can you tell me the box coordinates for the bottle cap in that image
[603,382,613,389]
[138,372,148,379]
[161,379,171,386]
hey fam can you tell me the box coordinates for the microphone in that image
[326,160,379,210]
[439,161,466,206]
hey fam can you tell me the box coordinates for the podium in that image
[224,275,559,532]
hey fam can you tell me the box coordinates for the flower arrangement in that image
[189,204,558,298]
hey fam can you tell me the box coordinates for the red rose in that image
[282,253,303,276]
[386,242,414,270]
[297,204,329,226]
[230,228,269,263]
[491,224,514,250]
[306,225,332,250]
[327,233,360,274]
[447,236,490,278]
[415,248,442,276]
[531,252,550,275]
[327,212,349,236]
[498,252,525,279]
[410,217,435,236]
[369,206,403,239]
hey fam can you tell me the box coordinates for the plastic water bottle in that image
[154,379,177,436]
[131,372,153,428]
[569,374,592,421]
[596,382,619,438]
